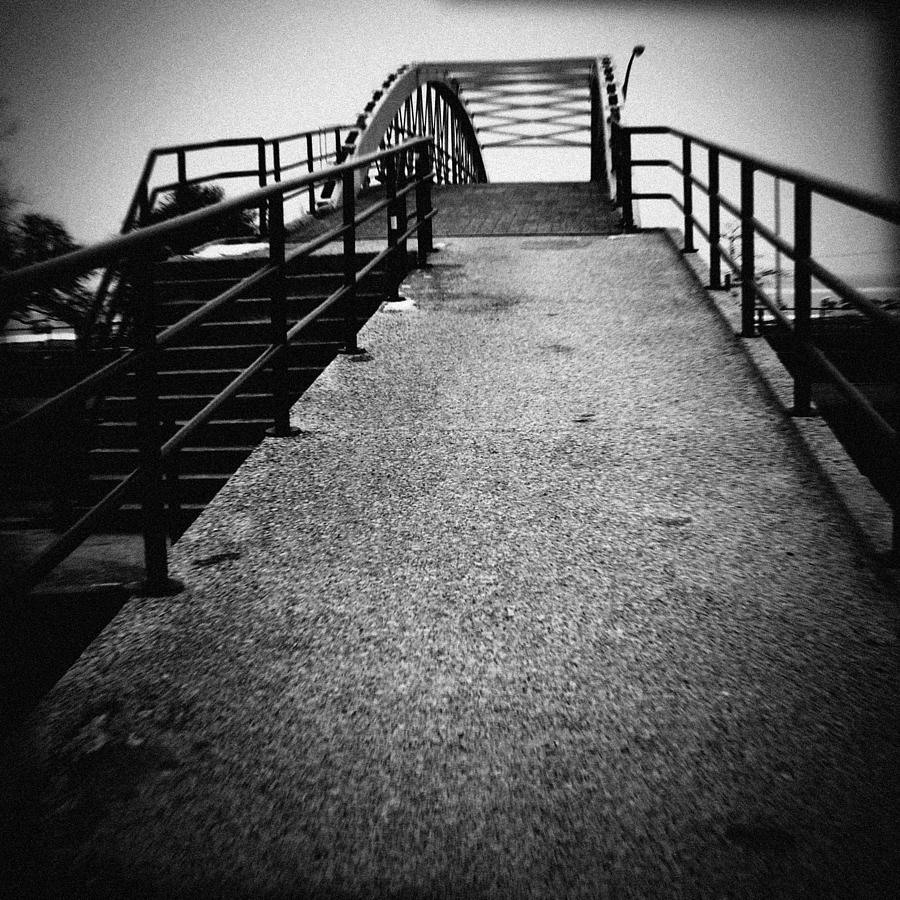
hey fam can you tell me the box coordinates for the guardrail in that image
[612,122,900,554]
[123,125,352,235]
[86,125,354,345]
[0,136,436,608]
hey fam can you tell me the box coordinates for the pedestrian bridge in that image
[1,56,899,897]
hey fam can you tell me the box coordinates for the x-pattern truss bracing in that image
[438,58,596,149]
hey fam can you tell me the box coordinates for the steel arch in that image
[318,57,622,210]
[318,64,488,210]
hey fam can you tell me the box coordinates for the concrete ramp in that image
[3,233,898,898]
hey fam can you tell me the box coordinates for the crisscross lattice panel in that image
[435,57,597,149]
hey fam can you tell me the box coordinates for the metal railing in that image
[87,125,353,344]
[611,122,900,553]
[0,136,436,608]
[123,125,352,234]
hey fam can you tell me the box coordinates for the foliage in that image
[0,98,20,275]
[1,213,94,339]
[145,183,258,255]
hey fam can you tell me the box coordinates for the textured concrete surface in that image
[2,234,898,899]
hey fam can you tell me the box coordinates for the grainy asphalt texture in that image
[2,234,898,899]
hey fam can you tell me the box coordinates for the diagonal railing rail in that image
[87,125,354,345]
[612,121,900,555]
[0,137,436,608]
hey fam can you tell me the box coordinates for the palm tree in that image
[145,183,257,255]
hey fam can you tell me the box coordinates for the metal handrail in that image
[85,125,354,345]
[624,124,900,224]
[612,121,900,553]
[0,136,435,605]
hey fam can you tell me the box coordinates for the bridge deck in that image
[3,233,898,896]
[413,182,620,236]
[289,181,621,242]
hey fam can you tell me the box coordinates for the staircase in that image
[2,248,390,538]
[87,248,389,532]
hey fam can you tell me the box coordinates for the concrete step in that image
[154,250,385,281]
[94,418,272,448]
[110,365,325,396]
[97,391,282,421]
[154,272,346,303]
[154,290,382,327]
[88,446,256,476]
[157,341,343,370]
[167,313,370,346]
[86,472,229,504]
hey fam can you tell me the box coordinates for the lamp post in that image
[622,45,645,101]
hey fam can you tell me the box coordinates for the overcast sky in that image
[1,0,897,276]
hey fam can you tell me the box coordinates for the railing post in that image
[137,181,151,227]
[176,150,187,189]
[708,148,722,289]
[609,119,620,207]
[415,143,433,267]
[340,167,361,353]
[132,252,182,596]
[334,128,343,163]
[620,127,634,231]
[266,192,298,436]
[589,74,602,184]
[893,505,899,563]
[272,141,282,183]
[386,155,400,301]
[740,161,756,337]
[397,153,409,280]
[792,183,814,416]
[682,138,696,253]
[165,446,182,542]
[306,132,316,213]
[257,140,268,237]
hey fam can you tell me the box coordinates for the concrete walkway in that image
[3,233,898,898]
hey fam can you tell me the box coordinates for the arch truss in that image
[319,57,621,208]
[373,79,485,185]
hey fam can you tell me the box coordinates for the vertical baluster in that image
[682,138,696,252]
[266,192,297,436]
[620,127,634,230]
[892,508,899,563]
[792,183,813,416]
[137,180,151,227]
[415,143,434,267]
[257,140,268,236]
[589,73,602,184]
[341,168,360,353]
[176,150,187,189]
[306,132,316,214]
[273,141,282,183]
[165,445,182,542]
[385,155,400,301]
[132,251,182,596]
[740,162,756,337]
[397,152,409,282]
[774,177,783,308]
[708,148,722,289]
